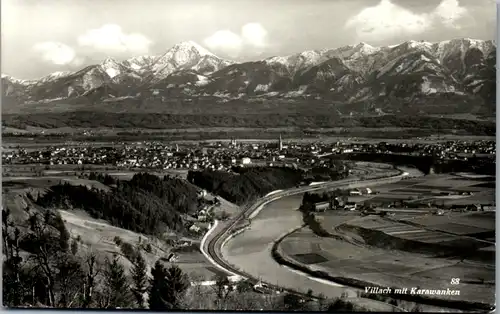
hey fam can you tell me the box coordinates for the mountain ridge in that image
[2,38,496,116]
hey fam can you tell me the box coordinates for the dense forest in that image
[301,189,350,207]
[187,167,305,205]
[306,163,350,182]
[35,173,199,235]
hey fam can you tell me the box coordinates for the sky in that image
[1,0,496,79]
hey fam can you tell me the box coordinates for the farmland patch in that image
[391,188,432,193]
[438,238,492,250]
[430,222,490,235]
[413,184,454,190]
[411,264,495,283]
[292,253,329,265]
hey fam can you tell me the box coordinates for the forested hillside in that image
[35,173,199,235]
[187,167,305,205]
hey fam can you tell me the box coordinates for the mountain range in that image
[2,38,496,115]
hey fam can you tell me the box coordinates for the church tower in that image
[279,134,283,151]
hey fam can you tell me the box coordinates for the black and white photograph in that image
[1,0,496,312]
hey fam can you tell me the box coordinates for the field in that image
[280,224,495,306]
[3,164,190,180]
[278,173,496,308]
[352,173,495,206]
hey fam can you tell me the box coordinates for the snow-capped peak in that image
[38,71,72,83]
[170,41,216,58]
[102,57,119,65]
[356,42,373,49]
[100,57,123,79]
[1,74,33,85]
[353,42,380,55]
[124,55,156,71]
[148,41,224,80]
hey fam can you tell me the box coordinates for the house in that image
[349,189,362,196]
[433,209,445,216]
[467,204,481,211]
[166,253,177,262]
[344,202,357,210]
[241,157,251,165]
[313,201,330,212]
[189,224,201,233]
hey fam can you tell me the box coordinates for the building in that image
[279,134,283,151]
[313,201,331,212]
[349,189,362,196]
[241,157,251,165]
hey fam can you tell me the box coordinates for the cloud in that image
[33,41,76,65]
[344,0,469,42]
[203,30,243,54]
[241,23,268,47]
[77,24,152,54]
[433,0,467,29]
[203,22,268,56]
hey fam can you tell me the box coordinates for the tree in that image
[327,298,355,311]
[236,279,253,293]
[306,289,313,299]
[131,253,148,308]
[2,209,26,307]
[211,274,232,309]
[53,254,84,308]
[25,212,59,307]
[70,240,78,256]
[283,293,303,311]
[82,251,100,308]
[148,261,170,310]
[53,213,70,252]
[317,293,328,311]
[102,256,133,309]
[164,264,189,309]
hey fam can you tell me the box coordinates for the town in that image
[3,137,495,171]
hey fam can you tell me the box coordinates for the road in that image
[203,171,408,301]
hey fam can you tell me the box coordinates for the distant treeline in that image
[433,157,495,175]
[187,167,305,205]
[357,115,495,135]
[2,113,495,136]
[34,173,199,235]
[302,190,349,206]
[1,130,448,143]
[306,164,350,182]
[87,172,116,185]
